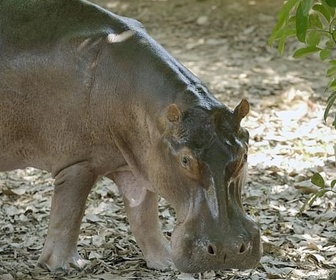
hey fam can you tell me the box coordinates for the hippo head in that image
[150,98,261,273]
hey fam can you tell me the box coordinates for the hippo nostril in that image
[239,242,246,254]
[207,244,215,255]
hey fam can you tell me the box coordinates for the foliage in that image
[300,173,336,213]
[269,0,336,128]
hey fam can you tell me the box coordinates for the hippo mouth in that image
[170,219,262,273]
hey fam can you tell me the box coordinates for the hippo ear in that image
[106,30,135,43]
[233,99,250,125]
[166,104,182,122]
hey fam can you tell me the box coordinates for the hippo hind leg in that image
[38,161,97,271]
[109,170,173,270]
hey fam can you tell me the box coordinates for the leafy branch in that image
[269,0,336,128]
[300,173,336,213]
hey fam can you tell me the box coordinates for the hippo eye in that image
[179,151,201,180]
[243,154,248,161]
[181,155,190,167]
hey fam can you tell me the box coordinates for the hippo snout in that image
[206,238,252,260]
[171,219,262,273]
[204,229,261,269]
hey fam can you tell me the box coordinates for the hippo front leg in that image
[38,162,97,271]
[110,171,173,270]
[124,190,173,270]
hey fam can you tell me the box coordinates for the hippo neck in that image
[103,28,223,120]
[135,30,222,112]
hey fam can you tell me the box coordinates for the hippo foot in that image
[146,256,174,271]
[37,251,88,272]
[143,241,173,271]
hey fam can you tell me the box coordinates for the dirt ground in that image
[1,0,336,279]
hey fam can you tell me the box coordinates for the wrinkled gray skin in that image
[0,0,262,273]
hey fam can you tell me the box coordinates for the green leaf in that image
[312,3,332,22]
[320,48,331,60]
[327,65,336,77]
[269,25,297,47]
[306,30,321,46]
[329,79,336,90]
[269,27,295,45]
[323,0,336,17]
[324,91,336,121]
[311,173,325,188]
[293,46,322,58]
[272,0,301,35]
[327,90,336,102]
[326,38,335,48]
[331,179,336,188]
[326,0,336,7]
[296,0,314,42]
[269,28,297,54]
[288,15,297,25]
[278,37,287,55]
[309,13,324,29]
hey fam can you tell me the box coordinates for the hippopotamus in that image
[0,0,262,273]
